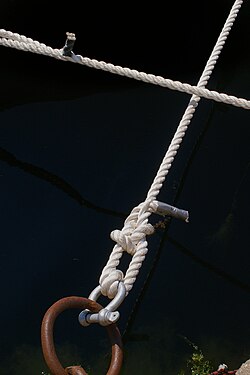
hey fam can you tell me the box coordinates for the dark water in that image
[1,3,250,373]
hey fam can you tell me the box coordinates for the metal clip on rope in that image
[41,296,123,375]
[78,201,187,327]
[62,32,76,57]
[79,282,126,327]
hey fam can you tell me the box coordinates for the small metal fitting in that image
[151,200,189,222]
[79,308,120,327]
[62,32,76,57]
[78,281,126,327]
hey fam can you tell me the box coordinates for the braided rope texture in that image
[0,5,249,111]
[99,0,244,298]
[0,0,246,300]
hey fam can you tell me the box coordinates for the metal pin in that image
[152,200,189,222]
[62,32,76,57]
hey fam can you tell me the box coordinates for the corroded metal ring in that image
[41,296,123,375]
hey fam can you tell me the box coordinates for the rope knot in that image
[110,229,136,255]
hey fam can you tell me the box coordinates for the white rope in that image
[98,0,244,298]
[0,18,250,110]
[0,0,246,302]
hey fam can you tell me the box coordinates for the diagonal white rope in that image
[98,0,244,299]
[0,19,250,109]
[0,0,246,305]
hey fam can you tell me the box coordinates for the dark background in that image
[0,1,250,374]
[1,0,250,109]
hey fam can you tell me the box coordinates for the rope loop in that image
[0,0,245,329]
[100,269,124,298]
[99,200,155,299]
[98,0,244,307]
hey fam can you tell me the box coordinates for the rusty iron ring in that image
[41,296,123,375]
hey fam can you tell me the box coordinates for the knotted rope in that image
[98,0,244,298]
[0,0,246,303]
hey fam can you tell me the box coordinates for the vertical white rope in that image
[99,0,244,299]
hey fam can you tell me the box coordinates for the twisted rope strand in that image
[0,0,246,300]
[99,0,244,298]
[0,19,249,109]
